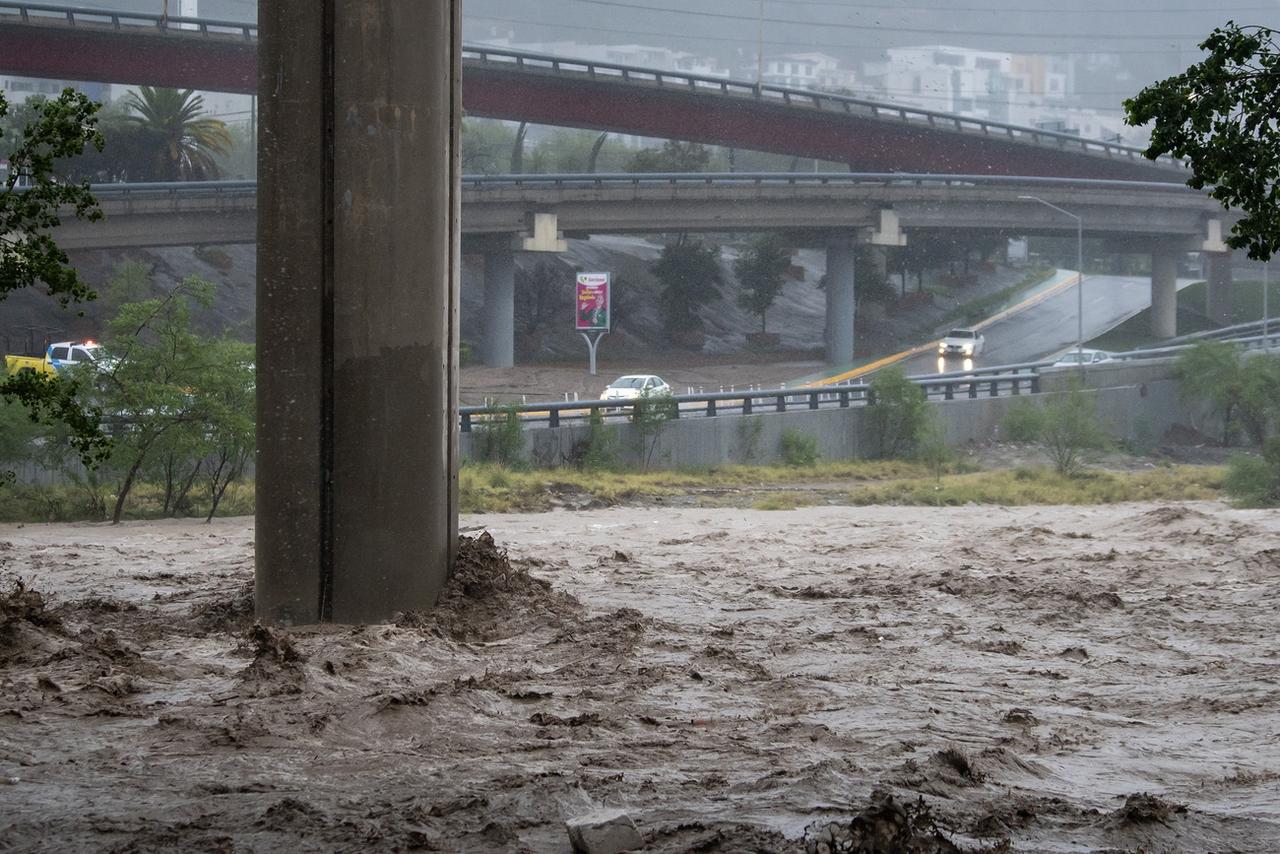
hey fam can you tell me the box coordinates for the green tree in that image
[461,118,518,174]
[1176,340,1280,445]
[196,338,256,521]
[0,88,110,477]
[97,277,219,522]
[652,237,722,335]
[1125,23,1280,259]
[866,368,929,459]
[627,140,715,173]
[1224,438,1280,507]
[1038,386,1110,477]
[630,392,678,471]
[734,234,791,333]
[121,87,232,180]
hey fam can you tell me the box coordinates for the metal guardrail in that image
[87,172,1201,198]
[461,328,1280,433]
[1158,318,1278,346]
[460,368,1043,432]
[0,0,255,38]
[1111,332,1280,362]
[0,1,1182,171]
[460,44,1184,171]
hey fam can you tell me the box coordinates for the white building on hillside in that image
[758,52,857,91]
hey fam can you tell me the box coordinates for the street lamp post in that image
[1019,195,1084,366]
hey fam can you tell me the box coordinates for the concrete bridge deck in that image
[0,2,1187,181]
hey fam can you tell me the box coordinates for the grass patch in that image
[750,492,819,511]
[844,465,1224,506]
[0,480,256,524]
[934,266,1055,329]
[1,462,1226,521]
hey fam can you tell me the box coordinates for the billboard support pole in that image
[581,331,607,376]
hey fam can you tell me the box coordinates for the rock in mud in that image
[566,808,643,854]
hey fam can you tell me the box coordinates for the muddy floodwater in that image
[1,502,1278,852]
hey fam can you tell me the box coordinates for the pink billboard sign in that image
[575,272,611,332]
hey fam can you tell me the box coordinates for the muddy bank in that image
[1,503,1278,852]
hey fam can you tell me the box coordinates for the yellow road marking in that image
[802,270,1080,387]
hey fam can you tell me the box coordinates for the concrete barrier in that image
[461,359,1216,469]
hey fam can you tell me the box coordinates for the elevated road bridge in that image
[0,2,1188,181]
[56,172,1232,370]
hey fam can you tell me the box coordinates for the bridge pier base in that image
[1150,249,1179,340]
[482,249,516,369]
[1206,252,1234,326]
[255,2,461,625]
[826,235,856,366]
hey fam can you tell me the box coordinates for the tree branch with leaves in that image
[1125,22,1280,259]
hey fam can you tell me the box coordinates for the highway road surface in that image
[900,272,1196,377]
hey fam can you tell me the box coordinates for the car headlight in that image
[963,345,973,354]
[938,344,946,353]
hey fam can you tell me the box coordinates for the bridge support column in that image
[1150,248,1179,340]
[482,249,516,368]
[826,235,856,366]
[256,2,461,624]
[1206,251,1234,326]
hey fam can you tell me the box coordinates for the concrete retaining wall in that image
[461,359,1212,469]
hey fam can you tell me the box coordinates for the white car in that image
[1053,348,1113,367]
[938,328,986,358]
[600,374,672,403]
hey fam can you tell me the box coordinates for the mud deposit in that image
[1,503,1278,852]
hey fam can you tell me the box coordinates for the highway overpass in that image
[0,1,1188,182]
[57,172,1232,369]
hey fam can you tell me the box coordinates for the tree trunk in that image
[111,453,148,525]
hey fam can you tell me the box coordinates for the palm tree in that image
[121,87,233,181]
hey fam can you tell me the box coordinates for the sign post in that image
[575,272,610,375]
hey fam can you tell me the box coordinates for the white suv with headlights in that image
[938,328,985,358]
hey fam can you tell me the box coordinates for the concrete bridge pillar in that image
[826,235,856,366]
[256,2,461,624]
[1206,251,1234,326]
[482,249,516,368]
[1150,248,1179,340]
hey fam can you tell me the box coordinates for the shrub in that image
[476,404,525,467]
[915,415,953,483]
[1039,387,1110,477]
[1177,342,1280,446]
[631,393,678,472]
[780,429,819,467]
[1003,400,1045,443]
[867,368,928,459]
[1224,438,1280,507]
[575,408,619,471]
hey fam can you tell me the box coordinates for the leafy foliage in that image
[513,261,570,336]
[1003,399,1046,443]
[1176,340,1280,445]
[652,238,722,334]
[0,88,104,305]
[475,405,526,468]
[630,392,678,472]
[1224,439,1280,507]
[91,275,255,522]
[120,87,232,181]
[780,428,819,467]
[734,234,791,332]
[627,140,714,173]
[1124,23,1280,259]
[866,368,929,459]
[1038,387,1110,477]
